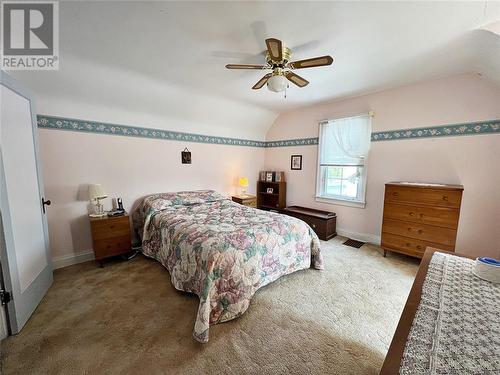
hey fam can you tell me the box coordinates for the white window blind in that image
[316,114,372,206]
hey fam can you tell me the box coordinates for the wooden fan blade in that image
[288,55,333,69]
[285,71,309,87]
[252,73,272,90]
[265,38,283,62]
[225,64,266,70]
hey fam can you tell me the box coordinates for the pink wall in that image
[38,73,500,265]
[265,74,500,258]
[39,130,264,262]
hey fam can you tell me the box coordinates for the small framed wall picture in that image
[291,155,302,170]
[266,188,274,194]
[266,172,273,182]
[181,147,191,164]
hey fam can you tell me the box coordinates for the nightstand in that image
[89,213,132,267]
[231,195,257,207]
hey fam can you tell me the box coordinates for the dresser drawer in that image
[385,185,462,208]
[93,235,131,259]
[383,203,460,229]
[381,232,454,257]
[382,219,457,247]
[91,217,130,240]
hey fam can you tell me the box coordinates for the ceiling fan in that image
[225,38,333,93]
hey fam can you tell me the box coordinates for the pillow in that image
[133,190,228,238]
[145,190,227,210]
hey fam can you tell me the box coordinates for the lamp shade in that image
[267,75,287,92]
[88,184,107,200]
[239,177,249,187]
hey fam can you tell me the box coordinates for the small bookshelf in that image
[257,181,286,211]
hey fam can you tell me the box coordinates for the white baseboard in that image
[50,230,380,270]
[337,228,381,245]
[52,250,95,270]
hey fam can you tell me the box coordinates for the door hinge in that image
[0,290,12,305]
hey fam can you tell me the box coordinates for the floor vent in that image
[343,238,365,249]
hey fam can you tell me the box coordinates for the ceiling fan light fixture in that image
[267,74,287,92]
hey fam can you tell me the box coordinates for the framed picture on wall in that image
[266,172,273,181]
[291,155,302,170]
[181,147,191,164]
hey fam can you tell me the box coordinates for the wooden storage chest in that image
[283,206,337,241]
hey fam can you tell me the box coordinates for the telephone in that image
[107,197,125,217]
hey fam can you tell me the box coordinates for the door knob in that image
[42,198,51,214]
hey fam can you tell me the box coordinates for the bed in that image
[381,248,500,374]
[133,190,323,343]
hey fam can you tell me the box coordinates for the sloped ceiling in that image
[11,1,500,140]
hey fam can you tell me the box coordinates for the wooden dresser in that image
[90,214,131,267]
[381,182,463,258]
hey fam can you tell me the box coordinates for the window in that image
[316,114,372,207]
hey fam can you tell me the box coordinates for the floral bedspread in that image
[133,190,323,343]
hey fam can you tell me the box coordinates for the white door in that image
[0,71,53,334]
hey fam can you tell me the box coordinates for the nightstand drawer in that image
[93,235,131,259]
[243,200,256,207]
[231,195,257,207]
[91,218,130,240]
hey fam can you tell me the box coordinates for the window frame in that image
[315,115,371,208]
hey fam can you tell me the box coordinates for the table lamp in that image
[239,177,249,196]
[88,184,108,217]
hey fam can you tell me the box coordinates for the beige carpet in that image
[1,237,419,374]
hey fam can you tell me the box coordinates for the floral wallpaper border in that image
[371,119,499,141]
[37,115,267,148]
[37,115,499,148]
[265,138,319,147]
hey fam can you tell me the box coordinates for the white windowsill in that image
[315,196,366,208]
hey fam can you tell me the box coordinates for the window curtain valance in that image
[319,114,372,166]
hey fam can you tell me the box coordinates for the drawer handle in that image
[109,225,115,229]
[417,229,423,234]
[442,195,448,201]
[409,212,415,216]
[416,245,422,250]
[392,192,399,197]
[312,224,316,228]
[405,243,411,247]
[419,213,424,218]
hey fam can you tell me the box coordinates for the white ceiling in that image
[12,1,500,138]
